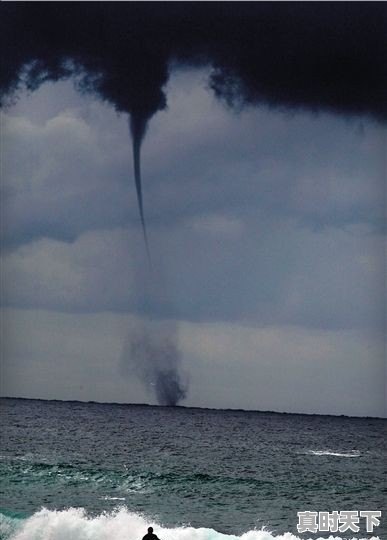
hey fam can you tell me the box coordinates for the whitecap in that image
[302,450,360,458]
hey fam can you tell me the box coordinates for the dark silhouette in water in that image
[142,527,161,540]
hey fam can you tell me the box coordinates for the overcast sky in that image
[1,68,385,417]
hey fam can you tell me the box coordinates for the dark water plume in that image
[122,320,187,407]
[129,113,151,261]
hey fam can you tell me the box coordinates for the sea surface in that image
[0,398,385,540]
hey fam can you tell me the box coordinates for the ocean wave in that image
[301,450,361,458]
[0,508,380,540]
[100,496,126,501]
[0,460,270,494]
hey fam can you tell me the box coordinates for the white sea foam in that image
[0,508,380,540]
[302,450,360,458]
[100,496,126,501]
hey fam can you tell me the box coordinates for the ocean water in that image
[0,398,385,540]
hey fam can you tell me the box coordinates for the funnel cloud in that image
[2,3,385,251]
[129,113,151,259]
[1,3,386,247]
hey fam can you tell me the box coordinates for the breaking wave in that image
[301,450,361,458]
[0,508,380,540]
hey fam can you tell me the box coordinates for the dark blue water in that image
[0,398,385,540]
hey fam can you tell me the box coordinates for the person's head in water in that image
[143,526,160,540]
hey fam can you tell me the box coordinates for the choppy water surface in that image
[0,398,385,539]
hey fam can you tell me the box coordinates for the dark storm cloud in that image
[1,2,386,123]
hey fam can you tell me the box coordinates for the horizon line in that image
[1,395,385,421]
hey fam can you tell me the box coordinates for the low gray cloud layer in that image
[2,223,384,332]
[1,70,385,416]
